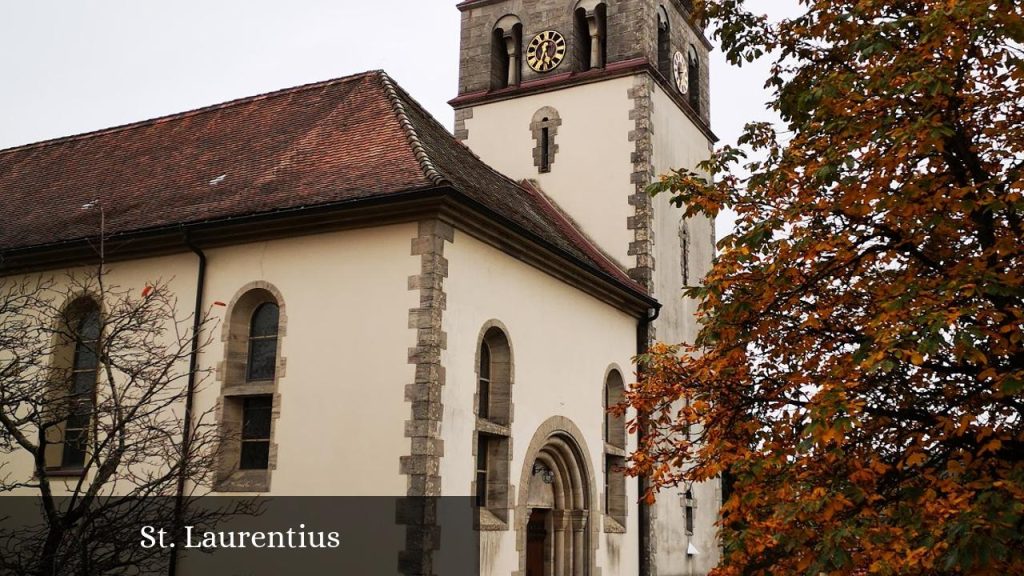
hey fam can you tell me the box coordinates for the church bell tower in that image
[452,0,720,574]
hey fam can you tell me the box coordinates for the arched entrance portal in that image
[517,418,596,576]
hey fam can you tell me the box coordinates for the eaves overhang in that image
[0,186,658,318]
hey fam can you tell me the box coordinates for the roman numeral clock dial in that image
[527,31,567,73]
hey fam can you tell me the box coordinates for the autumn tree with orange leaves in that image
[627,1,1024,574]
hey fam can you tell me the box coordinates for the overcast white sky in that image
[0,1,803,233]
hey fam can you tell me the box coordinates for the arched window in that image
[574,1,607,71]
[657,6,672,81]
[53,302,101,470]
[491,16,523,89]
[236,302,279,470]
[604,368,627,530]
[247,303,279,382]
[604,370,625,449]
[474,324,513,527]
[688,45,700,113]
[216,285,285,491]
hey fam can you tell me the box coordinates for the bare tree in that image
[0,268,239,576]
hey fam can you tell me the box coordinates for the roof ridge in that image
[0,70,382,156]
[369,71,544,202]
[376,73,448,187]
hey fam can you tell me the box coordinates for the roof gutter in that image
[636,304,661,576]
[168,230,206,576]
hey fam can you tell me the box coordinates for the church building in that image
[0,1,718,575]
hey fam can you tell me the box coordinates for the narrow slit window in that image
[540,126,551,173]
[684,490,695,535]
[532,108,561,174]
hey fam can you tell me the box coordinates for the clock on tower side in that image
[452,0,720,575]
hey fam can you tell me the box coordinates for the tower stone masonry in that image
[453,0,721,574]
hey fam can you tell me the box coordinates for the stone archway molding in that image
[514,416,599,576]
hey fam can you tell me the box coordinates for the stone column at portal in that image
[571,510,587,575]
[552,509,568,576]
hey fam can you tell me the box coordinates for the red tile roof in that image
[0,71,647,298]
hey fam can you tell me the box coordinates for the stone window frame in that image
[215,281,287,493]
[491,15,523,90]
[531,107,562,174]
[43,295,104,475]
[602,365,628,533]
[471,320,514,531]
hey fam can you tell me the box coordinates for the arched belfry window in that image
[574,1,607,71]
[688,45,700,113]
[657,6,672,80]
[604,368,627,531]
[492,15,523,89]
[216,284,286,492]
[473,323,513,528]
[47,299,102,471]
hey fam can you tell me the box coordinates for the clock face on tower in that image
[527,31,567,73]
[672,51,687,93]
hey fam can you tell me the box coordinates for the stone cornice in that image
[0,187,657,317]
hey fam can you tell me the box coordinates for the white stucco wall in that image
[461,76,637,268]
[442,230,640,576]
[649,83,722,575]
[197,224,420,497]
[0,254,199,495]
[0,224,420,498]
